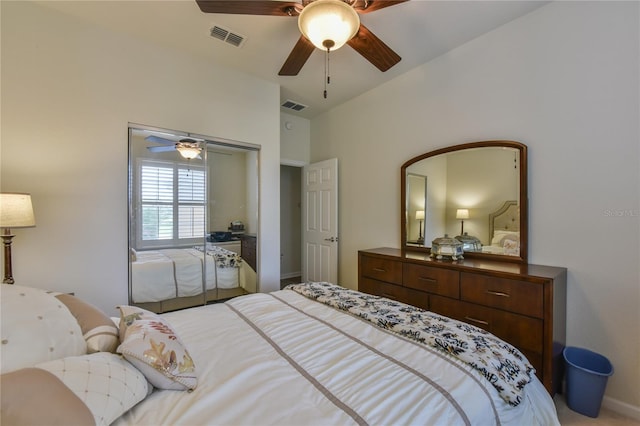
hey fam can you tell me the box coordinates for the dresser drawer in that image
[403,263,459,298]
[359,277,429,310]
[460,272,543,318]
[360,255,403,285]
[430,295,543,355]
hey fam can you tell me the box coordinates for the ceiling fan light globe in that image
[298,0,359,51]
[176,142,201,160]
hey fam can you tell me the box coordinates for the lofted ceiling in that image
[36,0,547,119]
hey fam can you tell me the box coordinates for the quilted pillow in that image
[117,305,197,390]
[54,293,119,353]
[0,284,86,374]
[1,353,150,426]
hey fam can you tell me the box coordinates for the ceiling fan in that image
[146,135,203,159]
[195,0,407,76]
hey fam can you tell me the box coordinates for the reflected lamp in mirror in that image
[0,193,36,284]
[415,210,425,244]
[455,208,469,235]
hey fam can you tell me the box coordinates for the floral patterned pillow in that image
[116,306,197,391]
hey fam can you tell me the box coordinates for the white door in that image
[302,158,338,283]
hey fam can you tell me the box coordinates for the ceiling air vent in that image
[281,99,308,112]
[209,25,246,48]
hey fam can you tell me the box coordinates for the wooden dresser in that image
[358,247,567,394]
[241,234,257,271]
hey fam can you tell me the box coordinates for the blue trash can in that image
[563,346,614,418]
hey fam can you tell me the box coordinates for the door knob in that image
[324,237,339,242]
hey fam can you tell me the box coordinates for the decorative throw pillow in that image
[117,304,160,337]
[0,284,86,374]
[1,353,150,426]
[117,306,197,390]
[54,293,119,353]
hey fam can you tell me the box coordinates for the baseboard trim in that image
[603,395,640,421]
[280,271,302,280]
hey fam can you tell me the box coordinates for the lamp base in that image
[2,231,15,284]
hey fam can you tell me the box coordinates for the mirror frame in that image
[401,140,528,263]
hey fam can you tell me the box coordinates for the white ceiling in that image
[37,0,547,119]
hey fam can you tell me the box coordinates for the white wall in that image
[1,1,282,313]
[311,1,639,415]
[280,112,311,164]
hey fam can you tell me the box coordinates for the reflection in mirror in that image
[128,124,259,312]
[406,173,427,245]
[402,141,527,263]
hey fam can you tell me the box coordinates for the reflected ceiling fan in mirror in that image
[196,0,406,97]
[146,135,203,159]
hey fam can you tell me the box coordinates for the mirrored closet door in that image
[128,124,259,313]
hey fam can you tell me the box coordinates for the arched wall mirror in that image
[401,140,528,263]
[128,123,260,312]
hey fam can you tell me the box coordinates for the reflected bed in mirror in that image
[128,124,260,312]
[401,141,528,263]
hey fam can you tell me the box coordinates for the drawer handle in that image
[373,268,386,273]
[465,316,489,326]
[418,276,437,284]
[486,290,510,298]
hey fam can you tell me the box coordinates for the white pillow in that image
[117,305,197,391]
[36,352,150,426]
[0,284,87,374]
[54,293,119,353]
[491,230,520,247]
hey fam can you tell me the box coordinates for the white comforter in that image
[131,248,256,303]
[115,289,559,426]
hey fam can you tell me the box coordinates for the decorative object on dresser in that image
[0,193,36,284]
[358,247,567,396]
[430,234,464,260]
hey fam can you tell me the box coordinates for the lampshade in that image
[176,140,201,160]
[456,209,469,220]
[0,193,35,228]
[415,210,425,220]
[298,0,360,51]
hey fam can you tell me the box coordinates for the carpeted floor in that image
[555,395,639,425]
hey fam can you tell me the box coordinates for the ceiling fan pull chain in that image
[324,48,331,99]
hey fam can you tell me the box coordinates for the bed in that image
[130,244,256,312]
[0,282,560,426]
[481,200,521,256]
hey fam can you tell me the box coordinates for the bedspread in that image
[287,282,533,406]
[193,244,243,268]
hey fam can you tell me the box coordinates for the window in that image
[138,160,205,247]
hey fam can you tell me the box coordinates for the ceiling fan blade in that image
[347,24,401,72]
[352,0,408,14]
[145,135,175,145]
[148,145,176,153]
[196,0,301,16]
[278,36,315,76]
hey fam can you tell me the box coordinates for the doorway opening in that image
[280,164,302,288]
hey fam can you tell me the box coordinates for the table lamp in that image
[456,208,469,235]
[416,210,425,244]
[1,193,36,284]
